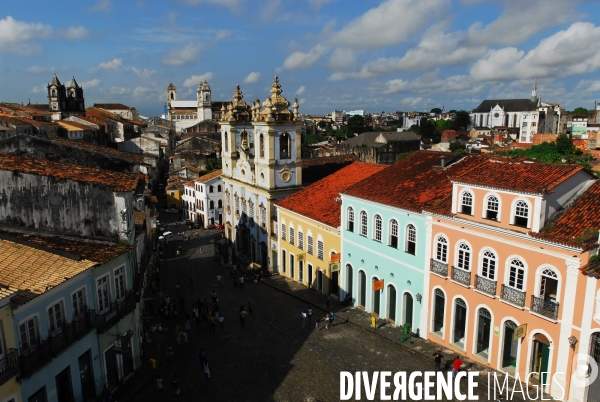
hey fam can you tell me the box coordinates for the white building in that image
[221,77,301,271]
[346,110,364,117]
[182,169,223,227]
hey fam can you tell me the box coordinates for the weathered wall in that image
[0,170,130,242]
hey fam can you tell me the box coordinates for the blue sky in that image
[2,0,600,116]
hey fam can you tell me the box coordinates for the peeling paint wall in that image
[0,170,134,243]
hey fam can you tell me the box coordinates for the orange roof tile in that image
[0,152,145,192]
[448,157,584,194]
[196,169,222,183]
[277,162,386,228]
[51,137,146,164]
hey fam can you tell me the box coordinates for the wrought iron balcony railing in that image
[474,275,497,296]
[430,259,448,277]
[531,295,559,320]
[0,349,19,386]
[500,284,526,307]
[96,291,137,334]
[451,266,471,286]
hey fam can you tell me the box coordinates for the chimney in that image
[440,155,446,168]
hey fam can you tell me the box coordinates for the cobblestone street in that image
[123,225,536,402]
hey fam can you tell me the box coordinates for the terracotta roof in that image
[149,196,158,203]
[93,103,134,110]
[57,121,95,130]
[51,137,145,164]
[0,152,145,192]
[448,157,584,194]
[0,286,18,301]
[532,180,600,249]
[166,182,185,190]
[196,169,222,183]
[343,151,483,215]
[277,162,386,228]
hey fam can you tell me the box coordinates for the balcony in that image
[96,291,137,334]
[20,340,52,378]
[430,259,448,277]
[531,295,559,320]
[73,310,96,339]
[451,266,471,286]
[49,325,76,357]
[500,284,526,307]
[0,349,19,386]
[474,275,497,296]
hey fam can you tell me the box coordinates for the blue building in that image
[341,151,458,336]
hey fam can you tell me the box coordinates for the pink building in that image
[425,156,596,400]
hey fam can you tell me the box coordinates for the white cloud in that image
[181,0,243,13]
[80,79,101,89]
[62,26,89,41]
[95,57,122,70]
[243,72,260,84]
[132,86,154,98]
[27,65,55,73]
[183,73,214,87]
[0,16,52,55]
[88,0,113,14]
[470,22,600,81]
[309,0,335,11]
[296,86,306,95]
[327,48,356,71]
[575,79,600,93]
[132,67,156,78]
[215,30,232,41]
[161,43,201,66]
[280,44,326,70]
[30,85,45,94]
[331,0,449,49]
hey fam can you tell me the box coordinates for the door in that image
[403,292,413,328]
[453,299,467,349]
[308,264,313,288]
[587,333,600,401]
[261,245,268,270]
[358,271,366,308]
[317,270,324,293]
[387,286,396,323]
[121,336,134,380]
[79,350,96,402]
[501,320,519,374]
[218,213,222,224]
[272,251,278,273]
[299,261,304,283]
[331,270,339,295]
[530,339,550,387]
[105,348,119,389]
[372,277,380,316]
[56,367,74,402]
[476,309,491,360]
[346,264,353,301]
[290,254,295,279]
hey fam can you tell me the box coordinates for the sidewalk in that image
[260,274,554,401]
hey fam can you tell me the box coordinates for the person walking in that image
[329,311,335,327]
[216,274,222,285]
[452,355,463,378]
[433,350,443,372]
[208,313,216,333]
[239,308,247,326]
[219,315,225,328]
[156,375,164,393]
[193,305,200,327]
[211,291,218,304]
[239,276,245,289]
[307,307,312,323]
[203,361,211,380]
[172,374,180,401]
[175,325,182,344]
[315,316,320,330]
[248,301,253,316]
[301,310,307,328]
[233,276,239,289]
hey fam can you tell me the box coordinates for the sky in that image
[2,0,600,117]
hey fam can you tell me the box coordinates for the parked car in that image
[164,208,179,214]
[215,223,224,229]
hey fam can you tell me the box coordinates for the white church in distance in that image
[165,80,228,132]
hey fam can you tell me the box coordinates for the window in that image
[235,195,240,215]
[218,199,223,209]
[259,134,265,158]
[453,298,467,348]
[281,223,286,240]
[19,318,38,353]
[508,259,525,290]
[406,224,416,255]
[481,250,496,280]
[224,132,228,152]
[280,132,290,159]
[531,122,537,127]
[486,196,499,220]
[170,192,175,197]
[347,207,354,232]
[461,192,473,215]
[457,243,471,270]
[114,266,126,301]
[248,200,254,221]
[72,288,86,317]
[298,230,304,250]
[240,130,249,148]
[48,302,64,335]
[96,275,110,314]
[261,206,266,228]
[282,250,286,273]
[210,200,215,209]
[242,199,247,216]
[514,201,529,227]
[217,185,222,192]
[433,289,445,334]
[209,186,214,193]
[290,227,295,245]
[435,236,448,263]
[539,268,558,301]
[522,122,528,127]
[373,215,382,242]
[388,220,398,248]
[307,235,314,255]
[317,239,324,260]
[359,211,368,236]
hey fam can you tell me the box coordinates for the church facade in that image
[47,74,86,121]
[165,81,228,132]
[220,77,301,272]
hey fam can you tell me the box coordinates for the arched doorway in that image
[345,264,353,302]
[432,289,445,337]
[372,277,381,317]
[403,292,413,328]
[387,285,397,323]
[530,333,551,389]
[501,320,519,375]
[587,332,600,401]
[453,298,467,349]
[358,271,366,308]
[475,308,492,361]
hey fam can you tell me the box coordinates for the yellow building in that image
[0,287,22,402]
[165,181,184,210]
[276,162,385,297]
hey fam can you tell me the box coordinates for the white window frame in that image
[96,274,111,314]
[47,300,65,336]
[114,265,127,301]
[479,249,497,281]
[289,225,295,246]
[373,214,382,242]
[506,258,527,291]
[71,286,87,318]
[460,190,474,215]
[456,242,471,271]
[347,207,355,232]
[405,224,416,255]
[434,235,448,263]
[389,219,399,248]
[18,315,39,353]
[359,210,368,237]
[512,199,530,228]
[483,193,500,221]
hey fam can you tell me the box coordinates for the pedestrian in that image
[233,263,237,273]
[209,313,216,333]
[212,291,218,304]
[248,301,253,316]
[239,308,247,326]
[189,272,195,285]
[433,350,443,372]
[219,315,224,328]
[326,295,331,309]
[233,276,239,289]
[329,311,335,327]
[301,310,307,327]
[173,305,179,318]
[239,304,245,313]
[203,361,211,380]
[156,375,164,393]
[307,307,312,322]
[185,313,191,331]
[101,385,111,402]
[324,313,330,329]
[175,325,182,344]
[172,374,180,400]
[315,316,320,330]
[239,276,245,289]
[452,355,463,378]
[217,274,223,285]
[193,305,200,326]
[199,349,207,365]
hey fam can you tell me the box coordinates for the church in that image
[165,80,228,133]
[220,77,301,272]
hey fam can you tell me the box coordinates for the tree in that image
[572,107,589,115]
[449,141,465,153]
[347,115,366,135]
[555,134,574,155]
[317,120,328,130]
[452,111,471,130]
[420,119,440,142]
[430,107,442,114]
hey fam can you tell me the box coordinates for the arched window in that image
[224,132,228,152]
[359,211,368,236]
[457,243,471,270]
[347,207,354,232]
[209,200,214,209]
[435,236,448,263]
[539,268,558,301]
[280,132,290,159]
[240,130,249,149]
[218,199,222,209]
[373,215,382,242]
[475,308,492,359]
[486,195,499,220]
[209,185,214,193]
[433,289,445,335]
[453,298,467,348]
[259,134,265,158]
[508,259,525,290]
[289,226,295,245]
[406,224,416,255]
[514,201,529,228]
[389,220,398,248]
[461,191,473,215]
[217,185,222,192]
[170,92,174,100]
[481,250,496,280]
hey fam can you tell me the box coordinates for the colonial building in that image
[165,81,228,133]
[221,77,301,271]
[0,286,21,402]
[334,131,420,164]
[47,75,86,121]
[182,170,223,227]
[276,162,385,296]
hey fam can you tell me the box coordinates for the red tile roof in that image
[343,151,483,215]
[531,180,600,249]
[277,162,386,227]
[196,169,222,183]
[0,152,145,192]
[448,157,584,194]
[51,137,146,164]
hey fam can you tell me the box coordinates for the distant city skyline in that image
[2,0,600,116]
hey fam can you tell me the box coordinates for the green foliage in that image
[555,134,574,155]
[205,157,222,171]
[449,141,465,153]
[347,115,366,135]
[497,139,596,169]
[419,119,440,143]
[452,111,471,130]
[430,107,442,114]
[572,107,589,115]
